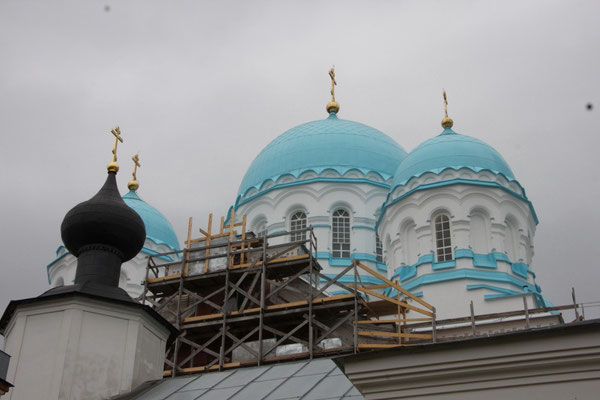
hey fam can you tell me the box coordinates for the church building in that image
[2,70,599,399]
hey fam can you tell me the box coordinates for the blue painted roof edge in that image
[390,166,520,192]
[238,167,390,200]
[234,176,390,210]
[376,177,539,231]
[144,235,181,252]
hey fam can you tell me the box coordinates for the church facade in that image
[47,82,550,320]
[4,72,598,400]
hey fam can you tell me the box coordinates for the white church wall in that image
[3,297,169,400]
[413,280,537,319]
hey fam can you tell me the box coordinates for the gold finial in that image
[107,126,123,173]
[441,90,454,129]
[326,67,340,114]
[128,153,141,191]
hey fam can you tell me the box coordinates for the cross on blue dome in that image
[237,113,407,199]
[391,127,516,189]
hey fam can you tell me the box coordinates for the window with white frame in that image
[255,220,267,238]
[375,233,383,263]
[332,209,350,258]
[434,214,452,261]
[290,211,307,241]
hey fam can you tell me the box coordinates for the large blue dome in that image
[238,113,407,198]
[122,190,180,251]
[391,127,515,188]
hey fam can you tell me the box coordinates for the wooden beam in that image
[358,330,432,339]
[184,217,193,276]
[178,362,242,374]
[240,214,247,265]
[187,232,233,243]
[199,228,210,237]
[231,253,309,269]
[357,344,404,350]
[360,284,389,290]
[352,318,432,324]
[146,274,181,283]
[358,286,434,317]
[355,262,435,311]
[228,208,235,241]
[312,293,355,304]
[204,213,213,273]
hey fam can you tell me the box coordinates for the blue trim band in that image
[377,178,539,230]
[269,230,288,235]
[511,262,529,279]
[397,266,417,281]
[320,274,385,286]
[432,260,456,270]
[466,284,521,296]
[393,250,534,281]
[313,252,388,272]
[139,247,177,262]
[400,269,535,293]
[352,225,375,230]
[236,177,390,209]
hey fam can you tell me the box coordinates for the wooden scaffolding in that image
[141,211,437,376]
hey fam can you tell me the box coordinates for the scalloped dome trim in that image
[237,166,391,200]
[377,172,539,229]
[390,165,520,193]
[391,128,515,188]
[238,114,407,198]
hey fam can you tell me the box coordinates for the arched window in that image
[504,218,518,261]
[375,233,383,263]
[332,209,350,258]
[255,220,267,238]
[290,211,307,241]
[402,220,417,266]
[434,214,452,261]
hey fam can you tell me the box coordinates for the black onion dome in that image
[61,171,146,262]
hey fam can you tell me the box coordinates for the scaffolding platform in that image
[141,211,437,376]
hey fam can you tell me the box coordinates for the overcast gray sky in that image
[1,0,599,320]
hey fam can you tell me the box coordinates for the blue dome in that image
[391,128,515,188]
[238,113,407,198]
[122,190,180,251]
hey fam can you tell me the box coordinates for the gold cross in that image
[443,90,449,118]
[110,126,123,163]
[131,153,141,181]
[329,67,337,102]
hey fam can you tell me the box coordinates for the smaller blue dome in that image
[122,190,180,251]
[392,128,515,188]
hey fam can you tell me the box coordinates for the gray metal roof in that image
[114,358,364,400]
